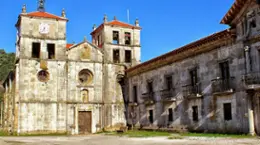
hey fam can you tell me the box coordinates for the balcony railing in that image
[244,72,260,89]
[142,92,155,105]
[160,88,176,102]
[212,77,235,94]
[182,83,201,98]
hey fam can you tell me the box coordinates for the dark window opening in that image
[224,103,232,121]
[37,70,50,82]
[149,110,153,124]
[190,69,198,86]
[125,32,131,45]
[97,35,101,46]
[168,108,173,122]
[32,42,40,58]
[113,31,119,44]
[148,81,153,93]
[113,49,120,63]
[192,106,198,122]
[133,86,138,103]
[166,76,173,90]
[47,44,55,59]
[125,50,132,63]
[220,61,230,79]
[251,19,256,28]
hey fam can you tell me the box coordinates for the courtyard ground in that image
[0,135,259,145]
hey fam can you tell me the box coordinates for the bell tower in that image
[91,15,141,67]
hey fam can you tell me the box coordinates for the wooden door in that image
[78,111,92,134]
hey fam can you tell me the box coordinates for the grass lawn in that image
[103,130,255,139]
[103,130,171,138]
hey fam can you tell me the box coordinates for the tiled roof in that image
[221,0,248,25]
[91,20,141,35]
[21,11,67,21]
[126,29,232,75]
[66,44,74,49]
[107,20,140,29]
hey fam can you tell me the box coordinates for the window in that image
[113,49,120,63]
[190,68,198,86]
[47,44,55,59]
[192,106,198,122]
[32,42,40,58]
[133,86,138,103]
[220,61,230,79]
[125,50,132,63]
[148,81,153,93]
[125,32,131,45]
[113,31,119,44]
[251,19,256,28]
[37,70,49,82]
[97,35,101,46]
[78,69,93,86]
[166,76,173,90]
[149,110,153,124]
[223,103,232,121]
[168,108,173,122]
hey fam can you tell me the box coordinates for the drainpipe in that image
[244,46,255,136]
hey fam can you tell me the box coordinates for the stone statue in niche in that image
[81,89,89,103]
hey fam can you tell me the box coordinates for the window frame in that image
[223,103,232,121]
[168,108,173,122]
[47,43,55,59]
[192,106,199,122]
[125,50,132,63]
[133,85,138,103]
[113,49,120,63]
[125,32,131,45]
[112,31,119,44]
[32,42,41,58]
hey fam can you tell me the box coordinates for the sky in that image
[0,0,234,62]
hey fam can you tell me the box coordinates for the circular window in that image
[78,69,93,85]
[37,70,50,82]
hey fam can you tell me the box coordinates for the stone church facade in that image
[2,1,141,134]
[125,0,260,135]
[3,0,260,136]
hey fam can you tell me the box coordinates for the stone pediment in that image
[67,40,103,62]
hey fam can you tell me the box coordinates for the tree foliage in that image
[0,49,15,82]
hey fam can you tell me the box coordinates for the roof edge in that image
[126,29,232,75]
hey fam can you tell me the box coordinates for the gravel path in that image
[0,135,259,145]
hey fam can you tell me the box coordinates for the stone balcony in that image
[160,88,176,103]
[182,83,202,99]
[212,77,235,95]
[244,72,260,91]
[128,102,138,107]
[142,92,155,105]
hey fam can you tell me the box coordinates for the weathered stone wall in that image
[127,41,250,133]
[102,63,126,129]
[18,59,67,133]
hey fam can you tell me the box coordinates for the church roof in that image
[220,0,248,25]
[21,11,67,21]
[126,29,232,77]
[91,20,141,35]
[66,44,74,49]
